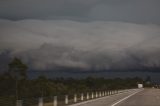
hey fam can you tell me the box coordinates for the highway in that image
[70,88,160,106]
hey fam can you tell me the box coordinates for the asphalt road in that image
[70,88,160,106]
[116,88,160,106]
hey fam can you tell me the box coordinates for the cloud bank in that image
[0,19,160,71]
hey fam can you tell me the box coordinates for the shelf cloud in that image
[0,20,160,71]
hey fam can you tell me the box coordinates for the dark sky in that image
[0,0,160,24]
[0,0,160,73]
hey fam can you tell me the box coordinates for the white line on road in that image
[69,89,139,106]
[111,89,143,106]
[69,91,127,106]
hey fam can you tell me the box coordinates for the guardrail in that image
[0,89,135,106]
[16,90,122,106]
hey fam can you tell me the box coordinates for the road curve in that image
[69,88,160,106]
[116,88,160,106]
[69,89,143,106]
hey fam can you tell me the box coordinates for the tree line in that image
[0,58,147,99]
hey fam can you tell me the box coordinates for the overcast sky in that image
[0,0,160,24]
[0,0,160,72]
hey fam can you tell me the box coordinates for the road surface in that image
[70,88,160,106]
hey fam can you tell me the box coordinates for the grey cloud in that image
[0,19,160,71]
[0,0,99,20]
[88,0,160,24]
[0,0,160,24]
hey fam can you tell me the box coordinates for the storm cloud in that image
[0,19,160,71]
[0,0,160,24]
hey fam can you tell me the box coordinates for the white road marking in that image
[69,89,140,106]
[111,89,143,106]
[69,91,128,106]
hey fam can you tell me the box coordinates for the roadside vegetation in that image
[0,58,146,99]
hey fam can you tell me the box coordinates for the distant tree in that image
[36,76,48,97]
[8,57,28,80]
[8,57,28,99]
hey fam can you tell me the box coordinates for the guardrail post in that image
[96,92,98,98]
[38,97,43,106]
[16,100,23,106]
[65,95,68,104]
[74,94,77,103]
[103,91,104,96]
[53,96,57,106]
[99,92,101,97]
[81,93,84,101]
[86,93,89,100]
[91,92,94,99]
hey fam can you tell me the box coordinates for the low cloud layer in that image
[0,19,160,71]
